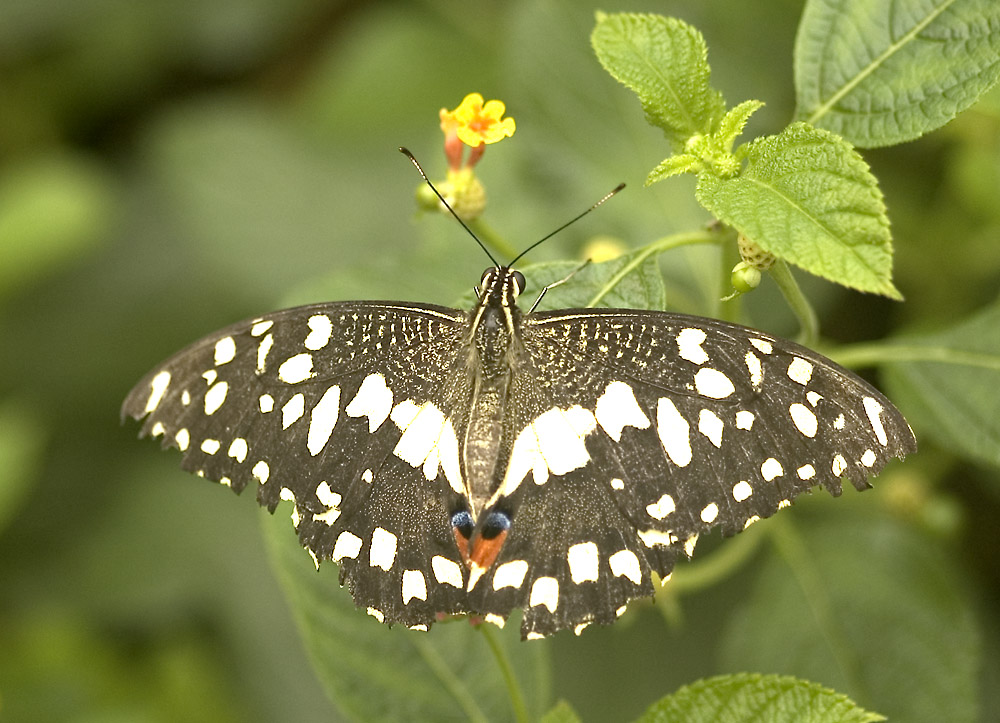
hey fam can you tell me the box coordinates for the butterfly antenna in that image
[399,147,498,268]
[508,182,625,267]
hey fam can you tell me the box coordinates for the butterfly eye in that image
[480,269,494,286]
[511,270,526,296]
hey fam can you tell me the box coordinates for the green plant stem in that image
[586,229,722,307]
[479,624,530,723]
[768,260,819,347]
[830,343,1000,371]
[668,523,765,594]
[468,217,518,261]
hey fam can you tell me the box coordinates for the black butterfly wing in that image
[471,309,915,638]
[122,301,476,630]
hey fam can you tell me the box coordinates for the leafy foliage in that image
[884,297,1000,469]
[638,673,885,723]
[696,123,897,298]
[794,0,1000,147]
[721,513,979,723]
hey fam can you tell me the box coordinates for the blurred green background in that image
[2,0,999,721]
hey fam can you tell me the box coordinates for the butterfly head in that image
[478,267,526,308]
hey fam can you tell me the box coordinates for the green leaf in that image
[540,700,583,723]
[882,297,1000,469]
[260,507,551,723]
[720,514,981,723]
[795,0,1000,147]
[646,101,765,185]
[592,13,725,149]
[637,673,885,723]
[715,100,766,156]
[696,122,899,298]
[646,154,702,184]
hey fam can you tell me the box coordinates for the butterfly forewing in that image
[124,268,915,639]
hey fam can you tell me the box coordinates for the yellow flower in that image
[440,92,516,148]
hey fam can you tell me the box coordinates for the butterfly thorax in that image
[461,268,525,516]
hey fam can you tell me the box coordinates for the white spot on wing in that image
[567,542,599,584]
[493,560,529,590]
[735,410,755,430]
[390,400,464,495]
[761,457,783,481]
[501,406,597,496]
[694,368,735,399]
[259,394,274,413]
[256,333,273,372]
[307,385,341,456]
[214,337,236,366]
[832,454,848,476]
[789,403,818,437]
[175,428,189,451]
[745,351,762,388]
[797,464,816,480]
[347,373,393,433]
[609,549,642,585]
[610,478,625,490]
[863,397,888,446]
[676,327,709,364]
[332,531,362,561]
[646,493,676,520]
[861,449,877,467]
[787,357,814,385]
[250,320,273,336]
[698,409,724,447]
[638,528,674,548]
[656,398,691,467]
[278,353,314,384]
[252,460,269,483]
[595,381,650,441]
[402,570,427,604]
[700,502,719,523]
[749,338,773,354]
[312,481,341,525]
[228,438,248,463]
[529,576,559,613]
[304,314,333,350]
[204,381,228,415]
[145,371,171,413]
[732,480,753,501]
[200,438,220,454]
[369,527,397,570]
[432,556,463,588]
[282,393,305,429]
[316,481,339,507]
